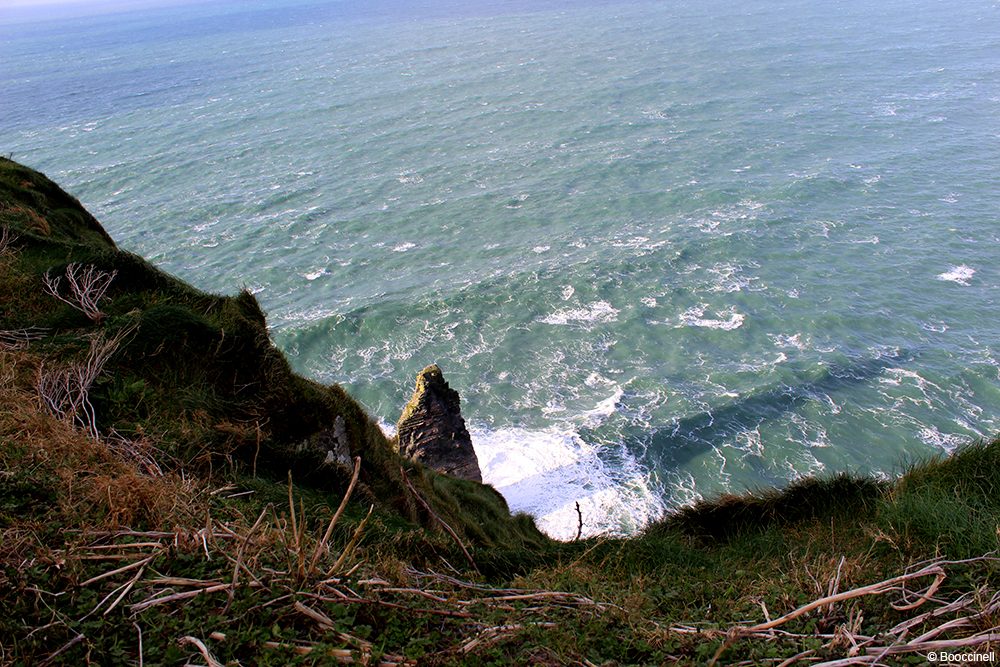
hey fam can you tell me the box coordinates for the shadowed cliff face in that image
[397,364,482,482]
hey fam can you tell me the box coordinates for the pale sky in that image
[0,0,200,23]
[1,0,206,12]
[5,0,161,6]
[5,0,117,6]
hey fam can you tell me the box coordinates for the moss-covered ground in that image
[2,157,998,665]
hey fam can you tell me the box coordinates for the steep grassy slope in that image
[1,158,998,665]
[0,155,545,551]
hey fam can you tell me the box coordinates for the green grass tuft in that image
[663,473,885,540]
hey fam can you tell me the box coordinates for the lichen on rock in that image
[320,415,351,467]
[396,364,482,482]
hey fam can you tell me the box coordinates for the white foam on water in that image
[696,199,764,236]
[275,306,340,326]
[668,471,703,507]
[378,384,659,540]
[560,285,575,300]
[880,368,943,408]
[301,268,329,280]
[540,301,619,325]
[736,352,787,372]
[678,304,745,330]
[705,262,758,293]
[920,320,949,333]
[583,372,608,388]
[770,333,809,350]
[612,235,649,248]
[936,265,975,286]
[192,219,218,233]
[470,424,664,540]
[392,242,417,252]
[790,414,832,449]
[396,171,423,184]
[695,218,723,234]
[918,426,966,454]
[734,427,763,457]
[874,103,899,116]
[379,419,397,439]
[541,401,567,416]
[579,384,624,429]
[786,450,826,478]
[610,236,667,255]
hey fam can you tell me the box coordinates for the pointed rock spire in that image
[396,364,482,482]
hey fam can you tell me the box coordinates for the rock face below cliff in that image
[396,365,482,482]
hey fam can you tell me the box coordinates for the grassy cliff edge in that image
[1,157,998,665]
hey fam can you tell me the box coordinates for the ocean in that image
[3,0,999,538]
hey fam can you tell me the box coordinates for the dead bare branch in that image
[177,636,224,667]
[0,327,47,349]
[400,466,478,572]
[39,633,85,666]
[103,429,165,476]
[36,327,132,438]
[744,563,945,633]
[672,556,1000,667]
[0,226,17,255]
[328,504,373,577]
[42,262,117,322]
[307,456,362,577]
[574,501,583,541]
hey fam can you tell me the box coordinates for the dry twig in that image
[308,456,362,577]
[400,466,478,572]
[42,263,117,322]
[177,636,224,667]
[743,563,945,633]
[0,225,17,255]
[672,556,1000,667]
[39,633,85,666]
[574,501,583,541]
[328,504,373,576]
[103,429,165,476]
[0,326,47,349]
[36,327,132,438]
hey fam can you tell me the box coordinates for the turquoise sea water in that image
[3,0,999,537]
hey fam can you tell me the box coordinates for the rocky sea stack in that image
[396,364,482,482]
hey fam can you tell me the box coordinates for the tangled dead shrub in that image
[0,225,17,255]
[42,262,117,323]
[36,327,131,438]
[82,470,196,529]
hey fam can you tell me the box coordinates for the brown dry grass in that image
[1,347,208,534]
[0,202,50,236]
